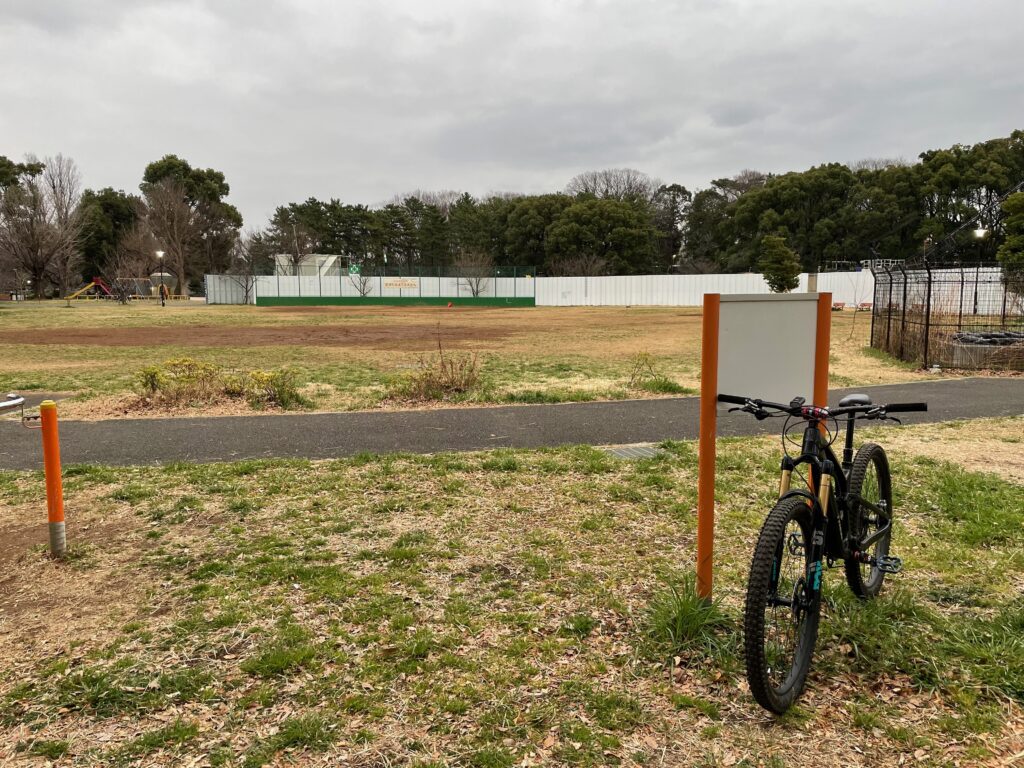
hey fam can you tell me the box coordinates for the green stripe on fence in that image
[255,296,536,307]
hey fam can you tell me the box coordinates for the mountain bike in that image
[717,392,927,714]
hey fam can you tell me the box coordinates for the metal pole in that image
[973,262,980,315]
[923,261,933,369]
[958,264,965,330]
[899,265,908,361]
[869,267,877,345]
[884,266,893,351]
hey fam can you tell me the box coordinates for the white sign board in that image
[717,294,819,407]
[383,278,418,289]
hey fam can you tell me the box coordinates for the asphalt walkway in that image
[0,378,1020,469]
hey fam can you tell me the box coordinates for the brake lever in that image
[875,408,901,425]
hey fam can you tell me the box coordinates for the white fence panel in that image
[209,271,873,306]
[534,272,874,307]
[205,275,255,304]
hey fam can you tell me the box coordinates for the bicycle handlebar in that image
[716,393,927,419]
[884,402,928,413]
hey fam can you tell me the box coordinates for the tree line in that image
[0,154,240,296]
[2,130,1022,297]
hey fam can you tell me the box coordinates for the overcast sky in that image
[2,0,1022,226]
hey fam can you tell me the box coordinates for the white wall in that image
[207,271,875,306]
[534,271,875,306]
[205,275,255,304]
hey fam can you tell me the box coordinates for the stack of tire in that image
[952,330,1024,346]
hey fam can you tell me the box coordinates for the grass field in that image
[1,417,1022,766]
[0,301,934,419]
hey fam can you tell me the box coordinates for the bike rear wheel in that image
[844,442,893,598]
[744,495,821,713]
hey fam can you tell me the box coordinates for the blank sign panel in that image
[717,294,819,407]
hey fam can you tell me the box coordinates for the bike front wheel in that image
[744,495,821,713]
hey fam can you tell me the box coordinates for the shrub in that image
[627,351,689,394]
[245,369,309,409]
[392,350,480,401]
[134,358,308,411]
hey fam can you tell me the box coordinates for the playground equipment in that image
[1,394,65,558]
[65,277,113,300]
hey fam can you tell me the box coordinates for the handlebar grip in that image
[885,402,928,413]
[716,394,749,406]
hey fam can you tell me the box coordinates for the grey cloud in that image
[1,0,1022,226]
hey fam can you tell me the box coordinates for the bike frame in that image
[774,412,892,604]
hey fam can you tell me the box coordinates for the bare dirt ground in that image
[2,320,513,350]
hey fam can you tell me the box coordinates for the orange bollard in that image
[39,400,66,558]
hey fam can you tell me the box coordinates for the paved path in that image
[0,378,1020,469]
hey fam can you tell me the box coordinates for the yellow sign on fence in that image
[382,278,418,289]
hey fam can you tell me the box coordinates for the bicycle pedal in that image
[876,556,903,574]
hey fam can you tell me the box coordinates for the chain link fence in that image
[870,262,1024,371]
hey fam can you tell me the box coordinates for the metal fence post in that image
[898,264,908,361]
[884,267,893,351]
[958,264,965,330]
[923,261,933,369]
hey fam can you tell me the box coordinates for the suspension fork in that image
[806,460,835,601]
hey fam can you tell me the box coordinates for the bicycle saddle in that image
[838,393,872,407]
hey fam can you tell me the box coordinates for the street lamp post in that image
[972,227,988,316]
[155,251,166,306]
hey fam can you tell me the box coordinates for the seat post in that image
[842,415,856,470]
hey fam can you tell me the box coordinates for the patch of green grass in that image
[560,613,598,639]
[108,483,156,502]
[669,693,721,720]
[644,574,733,659]
[241,713,338,768]
[15,739,70,760]
[584,689,645,731]
[240,622,320,678]
[499,389,598,404]
[106,719,198,766]
[635,376,695,395]
[860,345,919,370]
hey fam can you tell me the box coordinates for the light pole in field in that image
[155,251,166,306]
[972,225,988,315]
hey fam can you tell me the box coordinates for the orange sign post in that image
[695,293,831,600]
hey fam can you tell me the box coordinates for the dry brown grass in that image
[0,302,969,421]
[1,418,1022,766]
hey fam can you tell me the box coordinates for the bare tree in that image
[547,253,608,276]
[105,221,158,302]
[848,157,908,172]
[453,250,494,297]
[565,169,663,203]
[225,230,260,304]
[143,177,199,295]
[390,189,463,217]
[0,154,83,297]
[43,155,85,296]
[349,269,373,297]
[715,169,768,203]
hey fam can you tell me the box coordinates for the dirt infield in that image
[2,322,514,350]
